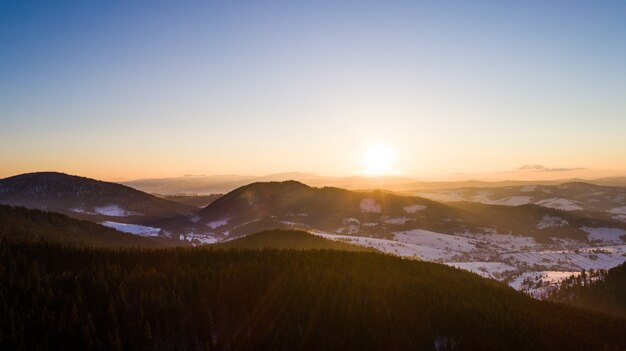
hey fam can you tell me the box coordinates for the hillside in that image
[0,172,192,219]
[0,172,212,238]
[198,181,625,242]
[0,205,184,248]
[548,262,626,319]
[214,229,373,251]
[1,241,626,350]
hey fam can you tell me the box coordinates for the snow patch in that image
[280,220,309,228]
[384,217,411,225]
[188,214,201,223]
[395,229,476,253]
[509,271,580,298]
[184,233,219,244]
[313,231,457,261]
[207,218,228,229]
[535,198,583,211]
[101,221,161,237]
[581,227,626,243]
[609,206,626,215]
[504,250,626,271]
[493,196,532,206]
[536,215,568,230]
[445,262,515,279]
[471,191,493,203]
[342,217,361,225]
[359,198,381,213]
[520,185,536,192]
[404,204,426,213]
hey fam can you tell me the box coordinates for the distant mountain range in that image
[120,172,626,195]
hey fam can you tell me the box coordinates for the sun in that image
[362,144,395,176]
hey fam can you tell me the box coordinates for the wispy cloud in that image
[517,164,585,172]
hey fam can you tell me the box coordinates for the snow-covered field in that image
[394,229,476,253]
[181,233,219,244]
[491,196,532,206]
[384,217,411,225]
[101,221,161,236]
[404,204,426,213]
[534,198,583,211]
[445,262,516,279]
[360,198,382,213]
[207,218,229,229]
[610,206,626,222]
[581,227,626,243]
[416,190,595,213]
[536,215,568,230]
[509,271,581,298]
[312,227,626,299]
[312,231,458,261]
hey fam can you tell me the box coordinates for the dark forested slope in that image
[549,263,626,319]
[1,241,625,350]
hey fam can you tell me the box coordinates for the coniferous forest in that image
[548,263,626,319]
[2,237,626,351]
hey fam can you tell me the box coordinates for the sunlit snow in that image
[359,198,382,213]
[101,221,160,237]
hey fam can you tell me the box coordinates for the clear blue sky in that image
[1,0,625,180]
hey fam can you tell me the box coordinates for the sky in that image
[1,0,625,181]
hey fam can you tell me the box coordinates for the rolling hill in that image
[0,172,191,218]
[197,181,626,242]
[0,172,211,239]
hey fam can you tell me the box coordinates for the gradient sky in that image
[1,0,625,181]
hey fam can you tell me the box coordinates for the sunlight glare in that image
[363,144,395,176]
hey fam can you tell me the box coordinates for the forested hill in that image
[0,172,192,219]
[0,205,184,248]
[548,263,626,319]
[2,241,626,350]
[214,229,374,251]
